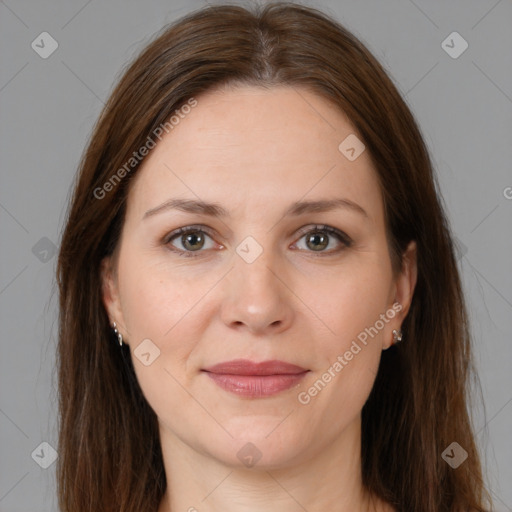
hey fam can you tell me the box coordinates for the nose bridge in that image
[236,240,279,292]
[233,235,283,303]
[220,235,293,333]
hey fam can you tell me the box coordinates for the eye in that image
[292,225,352,255]
[164,225,219,257]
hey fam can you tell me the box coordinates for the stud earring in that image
[112,322,123,347]
[392,329,403,345]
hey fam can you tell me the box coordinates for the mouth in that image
[201,359,309,398]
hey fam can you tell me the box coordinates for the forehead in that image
[125,85,383,224]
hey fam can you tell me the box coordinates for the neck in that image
[157,415,391,512]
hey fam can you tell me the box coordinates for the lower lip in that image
[204,372,308,398]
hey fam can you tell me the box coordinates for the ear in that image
[383,240,418,350]
[100,256,128,342]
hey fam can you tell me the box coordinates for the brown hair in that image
[56,2,491,511]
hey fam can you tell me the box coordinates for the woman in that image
[56,2,492,511]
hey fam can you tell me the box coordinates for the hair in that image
[56,2,492,511]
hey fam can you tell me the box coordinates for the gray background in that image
[0,0,511,510]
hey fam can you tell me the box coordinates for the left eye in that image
[293,225,352,254]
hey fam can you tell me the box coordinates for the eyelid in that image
[294,224,353,246]
[164,224,212,241]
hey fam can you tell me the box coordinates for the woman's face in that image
[102,85,416,468]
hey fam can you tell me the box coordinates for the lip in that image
[202,359,309,398]
[203,359,308,375]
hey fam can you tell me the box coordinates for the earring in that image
[112,321,123,347]
[392,329,403,345]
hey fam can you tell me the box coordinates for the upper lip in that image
[202,359,308,376]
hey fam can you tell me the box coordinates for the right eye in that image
[164,225,220,257]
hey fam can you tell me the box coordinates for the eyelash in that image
[163,224,352,258]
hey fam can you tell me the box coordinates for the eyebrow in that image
[143,197,368,220]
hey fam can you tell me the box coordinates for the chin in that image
[199,419,311,470]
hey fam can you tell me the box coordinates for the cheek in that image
[116,248,215,384]
[297,261,392,407]
[116,254,204,416]
[118,266,170,341]
[309,260,393,345]
[117,246,200,340]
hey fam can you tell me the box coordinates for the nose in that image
[220,245,294,335]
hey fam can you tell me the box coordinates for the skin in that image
[101,84,417,512]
